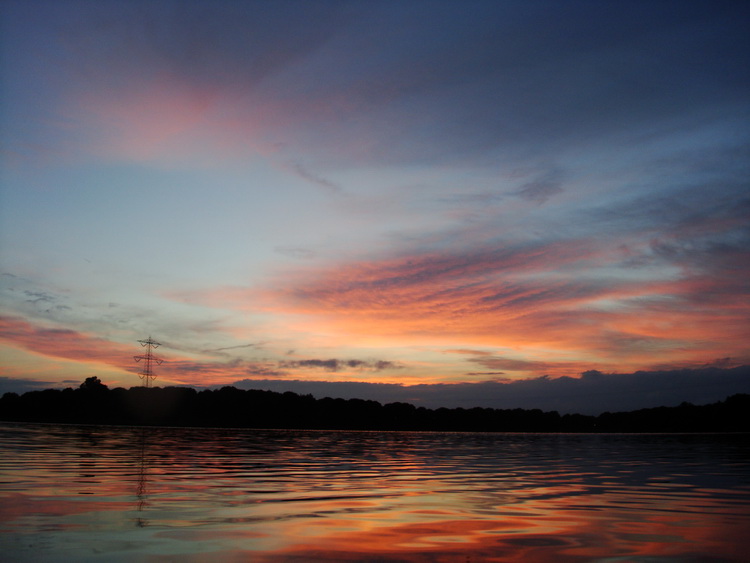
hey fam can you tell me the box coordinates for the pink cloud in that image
[69,77,240,164]
[0,316,411,388]
[184,236,750,375]
[0,316,239,386]
[0,316,135,369]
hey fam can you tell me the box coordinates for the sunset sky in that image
[1,0,749,413]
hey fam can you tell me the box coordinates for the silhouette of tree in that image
[1,379,748,433]
[79,376,108,392]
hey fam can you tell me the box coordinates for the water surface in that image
[1,423,748,562]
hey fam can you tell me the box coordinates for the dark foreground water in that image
[0,424,748,562]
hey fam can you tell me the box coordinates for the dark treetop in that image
[1,377,748,432]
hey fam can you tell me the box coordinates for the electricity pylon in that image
[134,337,163,387]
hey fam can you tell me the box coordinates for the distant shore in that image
[1,378,748,433]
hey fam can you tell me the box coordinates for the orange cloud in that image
[191,237,750,376]
[0,316,135,369]
[0,315,410,388]
[0,316,225,387]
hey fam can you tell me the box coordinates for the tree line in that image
[1,377,748,432]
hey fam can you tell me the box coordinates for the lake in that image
[0,423,748,562]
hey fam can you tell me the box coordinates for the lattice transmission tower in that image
[134,336,163,387]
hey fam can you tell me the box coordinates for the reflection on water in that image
[135,429,148,528]
[0,423,748,562]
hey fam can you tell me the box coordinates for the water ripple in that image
[1,424,749,561]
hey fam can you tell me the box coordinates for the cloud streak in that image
[0,316,250,387]
[280,358,400,373]
[284,162,341,193]
[247,229,749,372]
[0,316,135,370]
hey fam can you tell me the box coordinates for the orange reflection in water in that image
[139,481,749,563]
[2,426,748,562]
[0,492,131,526]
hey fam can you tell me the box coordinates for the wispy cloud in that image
[513,170,565,205]
[280,358,401,373]
[243,222,749,372]
[284,162,341,193]
[0,316,134,368]
[0,376,61,395]
[450,349,575,377]
[203,343,260,354]
[0,315,406,387]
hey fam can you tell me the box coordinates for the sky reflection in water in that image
[1,424,748,562]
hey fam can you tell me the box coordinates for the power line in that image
[134,336,163,387]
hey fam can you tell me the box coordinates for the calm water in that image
[0,423,748,562]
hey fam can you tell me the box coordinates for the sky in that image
[1,0,749,414]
